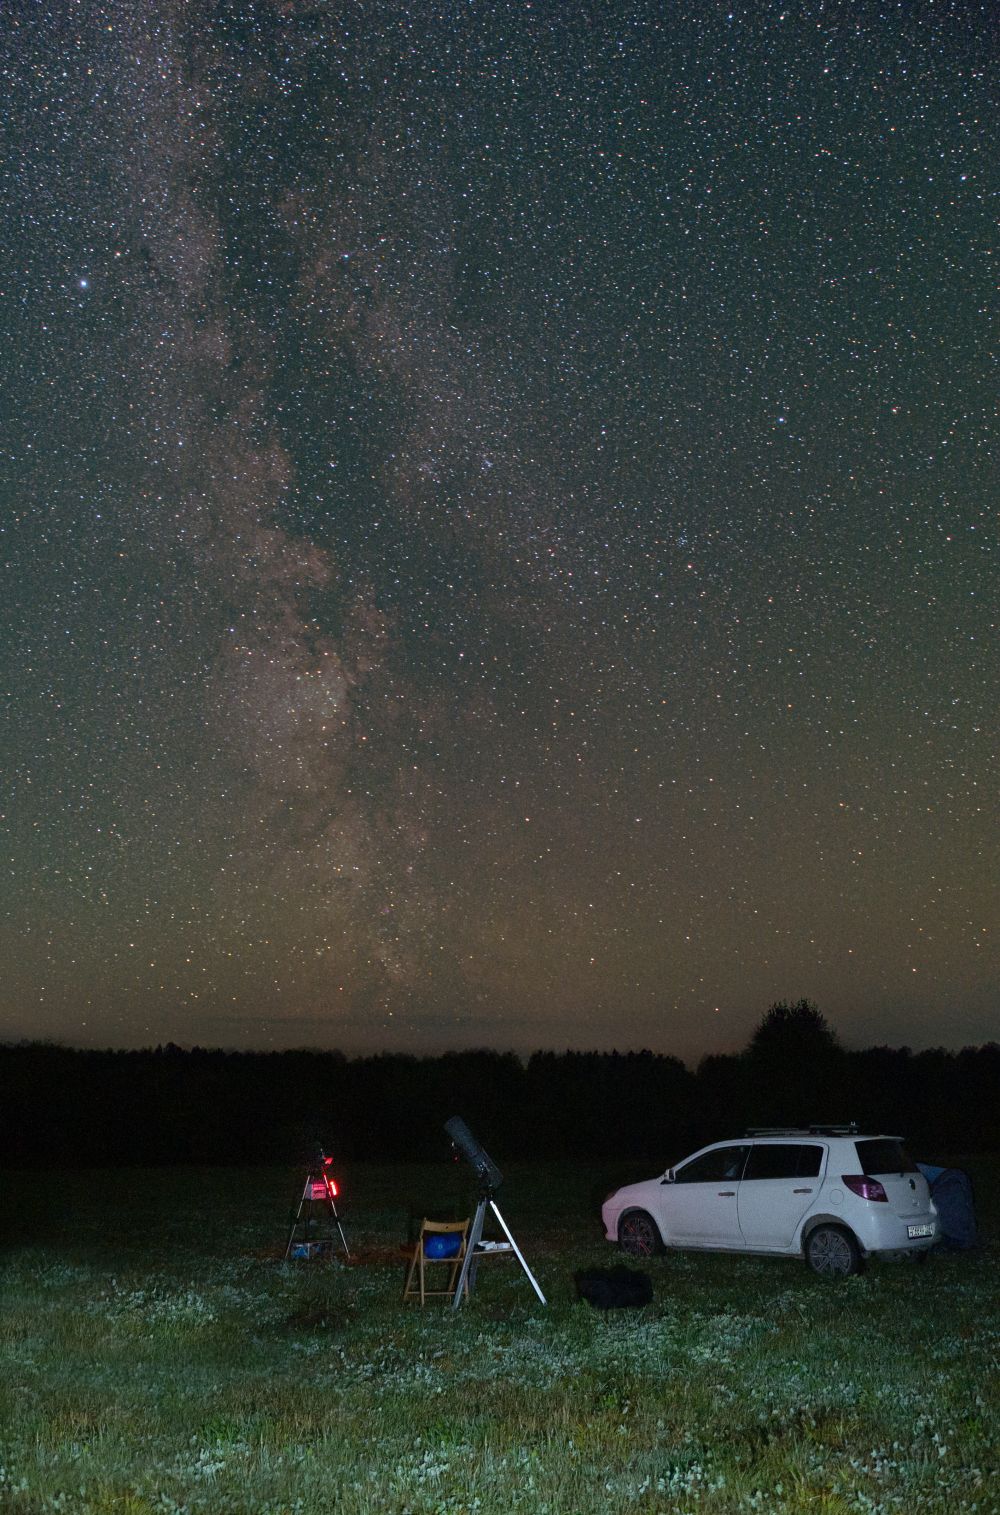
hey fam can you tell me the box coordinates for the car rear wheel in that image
[619,1210,661,1257]
[804,1224,861,1278]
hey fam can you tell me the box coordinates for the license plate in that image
[907,1223,934,1239]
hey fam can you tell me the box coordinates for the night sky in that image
[2,1,996,1063]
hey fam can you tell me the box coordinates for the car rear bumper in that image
[850,1212,939,1255]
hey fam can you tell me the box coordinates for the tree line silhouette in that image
[2,1003,997,1167]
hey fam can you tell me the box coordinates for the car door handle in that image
[793,1188,814,1194]
[717,1190,736,1197]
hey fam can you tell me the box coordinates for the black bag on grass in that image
[574,1266,653,1310]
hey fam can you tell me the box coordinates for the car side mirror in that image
[661,1168,674,1184]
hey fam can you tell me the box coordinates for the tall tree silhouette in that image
[745,1000,844,1126]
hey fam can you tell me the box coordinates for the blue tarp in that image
[917,1163,978,1249]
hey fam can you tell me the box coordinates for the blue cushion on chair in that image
[424,1233,462,1259]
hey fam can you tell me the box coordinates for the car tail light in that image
[842,1174,888,1202]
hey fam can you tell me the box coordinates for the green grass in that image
[1,1158,997,1514]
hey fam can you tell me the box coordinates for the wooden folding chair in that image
[402,1218,470,1305]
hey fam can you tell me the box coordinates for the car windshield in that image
[855,1138,916,1175]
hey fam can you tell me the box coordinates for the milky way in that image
[1,1,996,1059]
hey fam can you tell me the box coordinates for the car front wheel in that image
[804,1224,861,1278]
[619,1210,662,1257]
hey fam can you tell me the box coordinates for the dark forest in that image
[3,1005,997,1167]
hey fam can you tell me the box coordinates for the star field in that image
[1,0,996,1061]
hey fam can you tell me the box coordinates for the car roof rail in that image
[746,1123,860,1137]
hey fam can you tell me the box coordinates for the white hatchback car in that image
[602,1127,938,1276]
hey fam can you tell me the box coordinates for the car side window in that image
[796,1144,823,1178]
[744,1143,823,1180]
[744,1144,797,1180]
[674,1145,750,1183]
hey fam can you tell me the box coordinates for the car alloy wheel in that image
[805,1224,861,1278]
[619,1210,660,1257]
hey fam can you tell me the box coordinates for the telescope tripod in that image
[284,1164,350,1260]
[451,1192,546,1309]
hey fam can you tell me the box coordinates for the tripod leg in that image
[489,1201,547,1305]
[284,1183,309,1259]
[318,1177,349,1257]
[333,1208,350,1258]
[451,1199,487,1309]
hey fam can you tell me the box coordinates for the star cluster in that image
[1,0,996,1060]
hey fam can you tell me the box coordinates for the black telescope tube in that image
[444,1116,504,1194]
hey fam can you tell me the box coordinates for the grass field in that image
[1,1156,997,1514]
